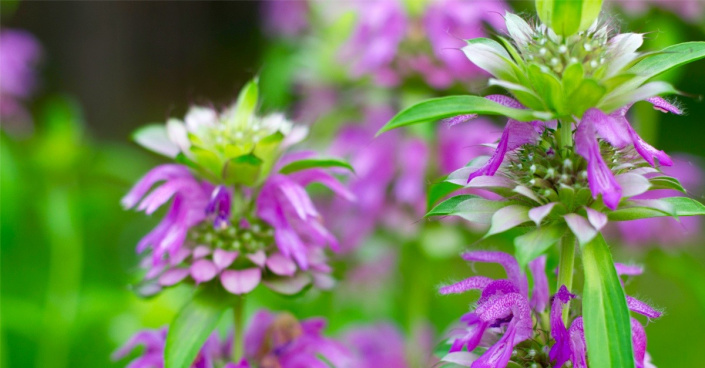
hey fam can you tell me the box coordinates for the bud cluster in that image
[187,219,275,254]
[521,24,611,76]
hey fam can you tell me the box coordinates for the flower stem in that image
[558,119,574,150]
[557,232,576,324]
[232,296,245,363]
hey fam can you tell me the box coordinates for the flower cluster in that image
[0,28,42,135]
[341,0,508,88]
[113,310,353,368]
[123,80,353,296]
[439,251,661,368]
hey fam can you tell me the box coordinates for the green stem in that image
[232,297,244,363]
[557,232,576,324]
[558,119,574,150]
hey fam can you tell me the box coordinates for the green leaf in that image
[608,197,705,221]
[562,62,585,96]
[581,233,634,368]
[223,153,263,186]
[253,131,285,177]
[376,96,551,135]
[485,205,531,237]
[527,64,565,114]
[427,180,463,212]
[426,195,512,224]
[648,176,686,193]
[628,42,705,82]
[165,291,228,368]
[232,78,260,128]
[514,223,566,268]
[279,157,354,175]
[567,78,607,117]
[190,146,224,178]
[536,0,603,36]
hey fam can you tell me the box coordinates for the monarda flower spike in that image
[122,79,354,367]
[378,0,705,366]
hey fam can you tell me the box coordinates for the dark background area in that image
[6,1,263,140]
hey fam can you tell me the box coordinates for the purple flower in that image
[437,117,500,175]
[114,311,352,368]
[464,95,549,183]
[124,159,351,296]
[244,311,354,368]
[122,164,212,263]
[324,106,428,251]
[575,109,623,210]
[112,328,228,368]
[613,154,704,247]
[261,0,309,38]
[612,0,703,22]
[550,267,662,368]
[576,99,679,209]
[439,251,548,367]
[340,0,407,86]
[421,0,507,88]
[0,28,42,133]
[257,161,354,270]
[342,323,409,368]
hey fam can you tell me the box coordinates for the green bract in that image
[133,79,307,185]
[536,0,603,36]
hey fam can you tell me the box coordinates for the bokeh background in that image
[2,1,705,367]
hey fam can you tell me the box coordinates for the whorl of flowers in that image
[378,3,705,367]
[113,310,353,368]
[340,0,508,88]
[438,251,661,368]
[123,79,354,296]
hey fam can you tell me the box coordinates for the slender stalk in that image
[557,232,576,324]
[232,297,245,363]
[558,119,574,150]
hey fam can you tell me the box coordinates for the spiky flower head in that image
[123,79,354,297]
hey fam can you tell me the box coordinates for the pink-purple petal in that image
[190,259,218,283]
[221,268,262,295]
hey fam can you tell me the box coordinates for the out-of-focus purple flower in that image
[244,311,354,368]
[613,154,704,247]
[340,0,407,86]
[0,28,42,133]
[112,328,227,368]
[262,0,310,38]
[342,323,409,368]
[611,0,703,22]
[437,118,500,175]
[325,106,427,251]
[439,251,547,367]
[421,0,507,88]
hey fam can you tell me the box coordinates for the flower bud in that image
[536,0,603,36]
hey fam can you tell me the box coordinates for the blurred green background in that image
[2,2,705,368]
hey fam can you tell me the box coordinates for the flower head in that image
[0,28,42,134]
[124,80,353,296]
[439,251,548,367]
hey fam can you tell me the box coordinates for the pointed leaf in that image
[279,157,354,175]
[514,223,566,268]
[615,173,651,198]
[486,205,531,237]
[165,289,228,368]
[628,42,705,82]
[608,197,705,221]
[564,213,598,245]
[223,154,263,186]
[132,124,179,157]
[426,195,512,224]
[648,176,686,193]
[582,233,635,368]
[427,180,463,212]
[377,96,551,135]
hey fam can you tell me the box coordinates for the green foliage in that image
[536,0,603,36]
[279,157,354,175]
[165,288,230,368]
[514,224,566,268]
[581,234,634,368]
[376,96,549,135]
